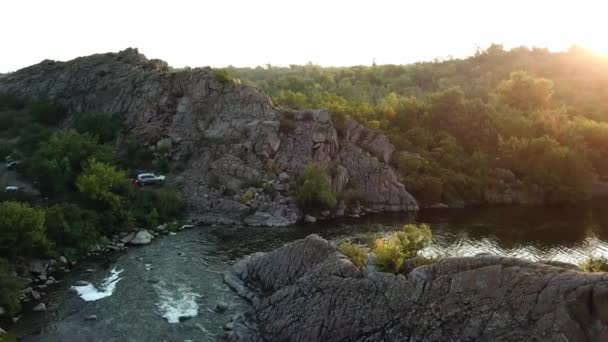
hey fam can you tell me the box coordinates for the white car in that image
[136,173,166,185]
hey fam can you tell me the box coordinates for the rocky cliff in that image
[225,235,608,341]
[0,48,418,225]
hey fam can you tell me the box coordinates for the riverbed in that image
[15,202,608,341]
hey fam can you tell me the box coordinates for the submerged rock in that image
[226,234,608,341]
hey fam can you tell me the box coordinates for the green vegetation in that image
[337,242,367,270]
[0,259,20,316]
[0,94,185,314]
[373,224,433,273]
[240,190,255,203]
[0,201,47,259]
[213,68,234,84]
[580,257,608,272]
[233,46,608,205]
[73,112,123,143]
[293,162,337,210]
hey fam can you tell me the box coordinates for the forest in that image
[230,45,608,206]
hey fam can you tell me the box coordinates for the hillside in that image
[0,48,417,227]
[232,45,608,206]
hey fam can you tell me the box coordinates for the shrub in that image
[0,93,24,110]
[0,258,20,315]
[28,130,111,196]
[27,99,66,125]
[580,257,608,273]
[0,201,47,259]
[44,204,100,260]
[130,185,184,228]
[293,163,337,210]
[214,69,234,84]
[76,159,129,210]
[373,223,433,273]
[338,242,367,270]
[240,190,255,203]
[73,112,123,143]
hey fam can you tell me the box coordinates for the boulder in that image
[225,234,608,342]
[85,314,97,321]
[0,327,5,335]
[303,215,317,223]
[124,230,154,245]
[32,303,46,312]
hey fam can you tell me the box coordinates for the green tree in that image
[76,160,129,210]
[0,201,47,259]
[44,204,100,259]
[495,71,554,111]
[73,112,123,143]
[0,259,20,315]
[293,163,337,210]
[28,130,111,196]
[27,99,66,125]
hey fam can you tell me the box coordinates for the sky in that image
[1,0,607,72]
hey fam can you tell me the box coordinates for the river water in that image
[15,202,608,341]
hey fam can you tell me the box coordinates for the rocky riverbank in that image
[0,223,194,335]
[224,234,608,341]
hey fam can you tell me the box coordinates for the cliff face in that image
[0,48,418,225]
[225,235,608,341]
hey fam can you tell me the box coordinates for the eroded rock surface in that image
[0,48,418,225]
[225,235,608,341]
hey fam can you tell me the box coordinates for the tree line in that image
[230,45,608,206]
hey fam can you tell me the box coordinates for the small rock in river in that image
[85,315,97,321]
[214,302,228,313]
[74,280,89,286]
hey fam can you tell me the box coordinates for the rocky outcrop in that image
[0,48,418,226]
[225,235,608,341]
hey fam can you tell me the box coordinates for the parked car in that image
[135,173,166,186]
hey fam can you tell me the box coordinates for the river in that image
[14,202,608,341]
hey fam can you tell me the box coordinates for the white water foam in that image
[154,281,201,323]
[71,267,124,301]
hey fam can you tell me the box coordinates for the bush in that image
[73,112,123,143]
[373,223,433,273]
[214,69,234,84]
[76,160,129,210]
[580,257,608,273]
[240,190,255,203]
[28,130,111,196]
[130,185,184,228]
[0,201,47,259]
[0,93,24,111]
[27,99,66,125]
[0,258,20,315]
[338,242,367,270]
[44,204,100,260]
[293,163,337,211]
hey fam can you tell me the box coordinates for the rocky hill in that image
[0,48,418,226]
[224,235,608,341]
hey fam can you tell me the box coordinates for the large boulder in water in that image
[225,234,608,341]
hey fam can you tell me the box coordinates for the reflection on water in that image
[17,201,608,341]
